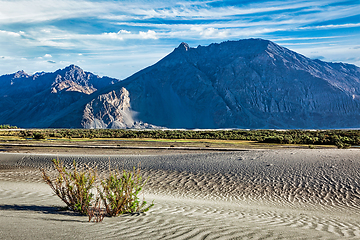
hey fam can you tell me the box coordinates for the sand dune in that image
[1,149,360,239]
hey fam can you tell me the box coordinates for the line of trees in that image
[10,129,360,148]
[0,124,18,129]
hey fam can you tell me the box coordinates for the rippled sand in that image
[1,149,360,239]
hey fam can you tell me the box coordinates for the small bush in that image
[33,132,47,140]
[261,135,283,143]
[41,160,153,222]
[335,140,351,149]
[41,159,96,215]
[99,166,154,217]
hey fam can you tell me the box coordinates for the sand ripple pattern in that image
[1,149,360,239]
[7,150,360,212]
[1,182,360,239]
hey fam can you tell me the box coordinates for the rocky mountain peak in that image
[47,65,119,95]
[177,42,190,51]
[55,65,90,85]
[13,70,30,78]
[55,64,85,77]
[52,65,96,94]
[64,64,82,71]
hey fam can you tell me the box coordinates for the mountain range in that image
[1,38,360,129]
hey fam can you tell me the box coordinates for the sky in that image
[0,0,359,79]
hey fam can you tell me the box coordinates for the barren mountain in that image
[0,65,119,127]
[2,39,360,129]
[71,39,360,129]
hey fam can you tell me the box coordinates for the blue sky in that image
[0,0,359,79]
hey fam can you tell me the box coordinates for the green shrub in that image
[41,160,153,222]
[261,135,283,143]
[0,124,17,129]
[41,160,96,215]
[33,132,47,140]
[99,166,154,217]
[335,140,351,149]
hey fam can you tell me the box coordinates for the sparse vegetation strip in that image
[1,129,359,148]
[5,129,360,148]
[0,124,18,129]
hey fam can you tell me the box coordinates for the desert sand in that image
[1,148,360,239]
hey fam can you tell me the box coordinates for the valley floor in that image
[0,147,360,239]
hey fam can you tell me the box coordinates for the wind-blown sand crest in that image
[1,149,360,239]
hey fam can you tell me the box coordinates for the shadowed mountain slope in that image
[64,39,360,129]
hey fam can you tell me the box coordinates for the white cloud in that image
[284,44,360,66]
[272,36,339,41]
[0,56,14,60]
[37,39,75,48]
[101,29,157,40]
[44,54,52,58]
[0,30,22,37]
[102,32,124,40]
[298,23,360,30]
[139,30,158,39]
[118,30,131,34]
[0,0,359,78]
[101,29,132,40]
[0,0,344,27]
[189,27,229,38]
[102,0,329,21]
[0,0,118,24]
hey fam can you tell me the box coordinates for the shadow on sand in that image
[0,204,82,217]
